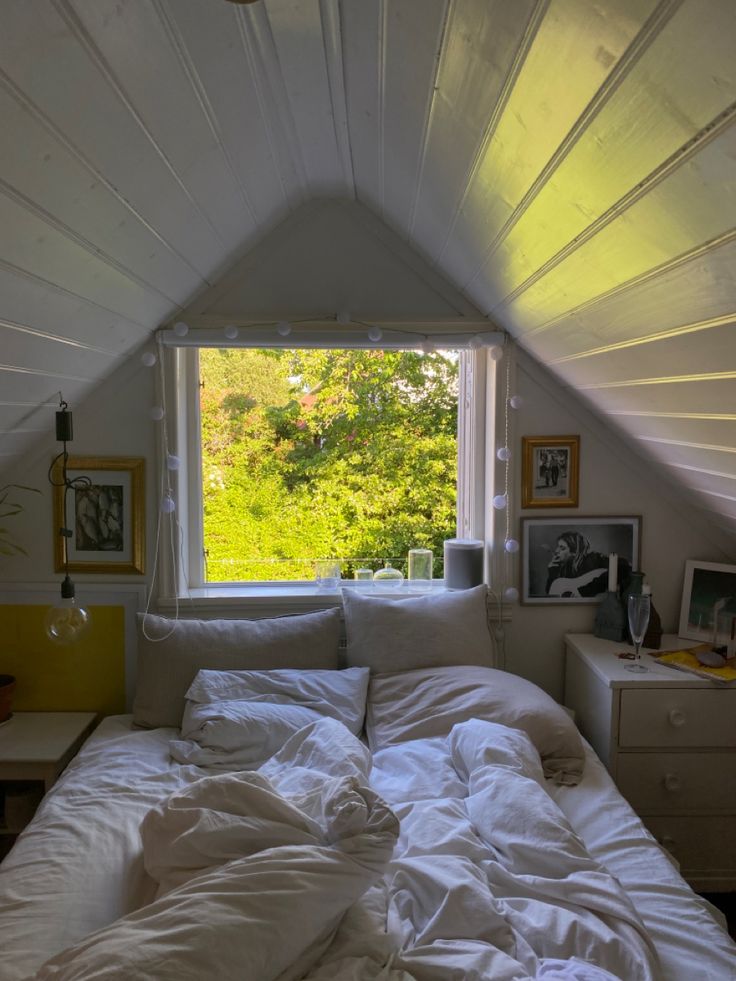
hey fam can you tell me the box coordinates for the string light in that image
[489,345,504,361]
[492,494,507,510]
[509,394,523,409]
[496,446,510,461]
[367,326,383,342]
[150,406,165,421]
[223,325,239,340]
[173,321,189,337]
[276,321,292,337]
[161,493,176,514]
[420,338,435,354]
[166,454,180,471]
[141,351,157,367]
[336,310,351,326]
[504,538,519,553]
[504,586,519,602]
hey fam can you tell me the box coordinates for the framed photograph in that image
[52,456,145,574]
[521,435,579,508]
[678,559,736,644]
[521,515,641,604]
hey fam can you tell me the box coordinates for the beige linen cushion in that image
[133,609,341,728]
[342,585,492,673]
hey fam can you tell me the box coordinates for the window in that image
[158,331,503,603]
[198,347,459,583]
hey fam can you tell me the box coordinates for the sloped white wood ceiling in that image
[0,0,734,549]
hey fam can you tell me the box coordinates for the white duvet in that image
[26,711,662,981]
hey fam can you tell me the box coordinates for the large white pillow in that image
[366,665,585,785]
[342,585,493,673]
[170,666,370,768]
[133,608,342,728]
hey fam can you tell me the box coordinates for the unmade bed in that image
[0,588,734,980]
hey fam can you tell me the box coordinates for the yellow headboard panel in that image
[0,605,126,716]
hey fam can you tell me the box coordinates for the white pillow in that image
[367,665,585,785]
[170,667,370,769]
[342,585,493,673]
[133,608,342,728]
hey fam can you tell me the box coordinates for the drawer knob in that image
[668,708,686,728]
[663,773,681,792]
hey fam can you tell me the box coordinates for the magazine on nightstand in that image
[654,644,736,684]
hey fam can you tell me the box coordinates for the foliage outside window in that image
[198,348,458,582]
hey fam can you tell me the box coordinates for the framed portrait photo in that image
[521,435,579,508]
[678,559,736,644]
[521,515,641,605]
[52,456,145,574]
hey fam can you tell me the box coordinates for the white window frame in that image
[156,336,505,616]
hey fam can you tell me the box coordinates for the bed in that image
[0,587,734,980]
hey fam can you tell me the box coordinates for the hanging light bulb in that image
[45,575,90,645]
[276,321,292,337]
[492,494,507,510]
[468,334,484,349]
[46,395,92,644]
[161,492,176,514]
[141,351,157,367]
[488,345,504,361]
[166,454,181,471]
[509,395,523,409]
[504,538,520,553]
[367,326,383,342]
[420,338,435,354]
[503,586,519,602]
[337,310,351,326]
[150,406,165,421]
[496,446,511,461]
[223,325,239,340]
[173,321,189,337]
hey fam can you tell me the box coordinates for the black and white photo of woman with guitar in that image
[545,532,630,598]
[521,516,640,604]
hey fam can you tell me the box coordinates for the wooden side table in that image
[0,712,97,843]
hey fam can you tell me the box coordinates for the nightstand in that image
[0,712,97,844]
[564,633,736,892]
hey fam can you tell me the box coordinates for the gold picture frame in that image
[52,456,145,574]
[521,435,580,509]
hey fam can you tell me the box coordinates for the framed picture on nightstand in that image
[678,559,736,645]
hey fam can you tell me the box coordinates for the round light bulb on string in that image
[367,326,383,342]
[468,334,484,349]
[509,395,523,410]
[504,538,520,554]
[488,345,504,361]
[161,493,176,514]
[223,325,239,340]
[337,310,351,326]
[166,454,181,471]
[492,494,507,510]
[420,338,435,354]
[276,321,292,337]
[141,351,157,368]
[150,406,165,421]
[503,586,519,602]
[496,446,511,461]
[173,321,189,337]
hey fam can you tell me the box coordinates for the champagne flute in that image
[626,593,651,673]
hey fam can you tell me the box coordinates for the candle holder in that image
[594,591,626,641]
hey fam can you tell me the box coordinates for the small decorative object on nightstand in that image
[594,592,626,641]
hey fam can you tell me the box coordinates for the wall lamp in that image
[46,395,91,644]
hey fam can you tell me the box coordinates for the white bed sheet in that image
[0,715,733,981]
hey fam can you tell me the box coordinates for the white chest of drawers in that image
[564,633,736,892]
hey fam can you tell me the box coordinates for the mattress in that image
[0,712,733,980]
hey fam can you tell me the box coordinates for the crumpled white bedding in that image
[1,709,735,981]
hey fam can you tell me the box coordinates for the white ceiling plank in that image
[0,193,172,327]
[379,0,447,235]
[441,0,659,293]
[410,0,540,264]
[467,0,735,302]
[67,0,257,256]
[499,127,736,332]
[264,0,346,195]
[342,0,382,213]
[582,376,736,416]
[0,0,225,278]
[0,325,119,377]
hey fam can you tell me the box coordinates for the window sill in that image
[157,580,453,619]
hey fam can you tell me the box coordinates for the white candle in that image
[608,553,617,593]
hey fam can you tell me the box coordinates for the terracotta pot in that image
[0,674,16,724]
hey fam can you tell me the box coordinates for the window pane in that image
[198,348,458,582]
